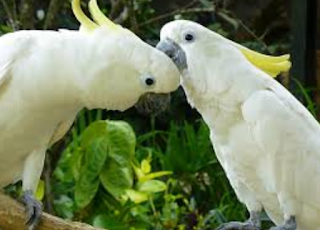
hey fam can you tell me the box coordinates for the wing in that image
[0,31,35,94]
[0,60,13,102]
[49,119,75,146]
[241,81,320,215]
[0,61,12,87]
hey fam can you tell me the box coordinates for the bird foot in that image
[216,221,260,230]
[216,211,261,230]
[269,216,296,230]
[21,190,43,230]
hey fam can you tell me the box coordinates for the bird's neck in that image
[181,74,242,131]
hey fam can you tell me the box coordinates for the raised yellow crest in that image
[72,0,120,32]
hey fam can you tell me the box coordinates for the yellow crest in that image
[72,0,120,32]
[231,42,291,78]
[239,46,291,78]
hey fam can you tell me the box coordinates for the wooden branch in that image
[0,193,105,230]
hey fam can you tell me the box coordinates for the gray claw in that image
[216,221,260,230]
[216,212,261,230]
[21,190,43,230]
[269,216,296,230]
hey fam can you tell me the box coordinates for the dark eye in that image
[184,33,194,42]
[145,77,155,86]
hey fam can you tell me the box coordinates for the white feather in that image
[161,20,320,230]
[0,26,180,194]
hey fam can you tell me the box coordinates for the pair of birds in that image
[0,0,318,230]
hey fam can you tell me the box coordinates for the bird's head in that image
[156,20,291,93]
[72,0,182,112]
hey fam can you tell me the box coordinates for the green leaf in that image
[107,120,136,159]
[100,159,133,200]
[35,180,45,201]
[141,159,151,174]
[53,195,75,219]
[293,78,317,117]
[93,214,130,230]
[98,120,136,200]
[75,138,109,208]
[125,189,149,204]
[139,171,172,182]
[138,180,167,193]
[71,147,85,181]
[81,120,109,149]
[75,177,99,209]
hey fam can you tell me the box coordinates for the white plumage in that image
[0,8,180,228]
[159,20,320,230]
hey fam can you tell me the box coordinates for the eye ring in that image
[184,32,195,42]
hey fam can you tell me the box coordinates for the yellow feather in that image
[72,0,98,32]
[88,0,119,30]
[239,47,291,78]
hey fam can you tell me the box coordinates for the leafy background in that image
[0,0,313,229]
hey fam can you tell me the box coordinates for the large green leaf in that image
[71,147,85,181]
[75,177,99,209]
[73,120,137,207]
[98,120,136,200]
[80,120,136,159]
[75,138,109,208]
[106,120,136,159]
[100,159,133,200]
[80,120,109,149]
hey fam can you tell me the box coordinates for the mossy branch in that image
[0,193,106,230]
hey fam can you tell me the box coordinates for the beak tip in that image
[157,39,187,73]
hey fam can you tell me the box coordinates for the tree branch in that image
[139,7,215,28]
[128,0,138,32]
[0,193,105,230]
[0,0,19,30]
[19,0,35,29]
[43,154,55,214]
[220,11,271,52]
[43,0,64,29]
[233,16,270,52]
[114,7,129,24]
[109,0,125,20]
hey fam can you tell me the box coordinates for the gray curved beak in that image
[156,38,187,73]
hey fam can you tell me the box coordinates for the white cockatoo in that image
[156,20,319,230]
[0,0,182,228]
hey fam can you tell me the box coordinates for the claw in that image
[216,221,260,230]
[216,212,261,230]
[269,216,296,230]
[21,190,43,230]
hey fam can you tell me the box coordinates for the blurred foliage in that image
[0,0,294,229]
[52,117,248,230]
